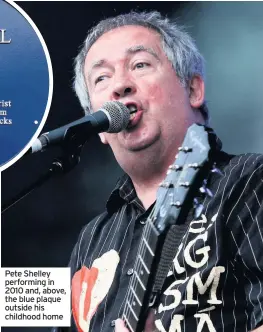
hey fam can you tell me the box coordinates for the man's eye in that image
[134,62,150,69]
[95,75,107,84]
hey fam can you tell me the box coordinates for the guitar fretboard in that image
[122,218,160,332]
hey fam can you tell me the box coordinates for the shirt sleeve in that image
[226,161,263,330]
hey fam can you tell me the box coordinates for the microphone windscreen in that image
[102,101,130,133]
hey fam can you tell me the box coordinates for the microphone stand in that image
[1,122,91,214]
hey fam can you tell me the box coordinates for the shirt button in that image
[127,268,134,276]
[110,320,115,327]
[140,219,146,225]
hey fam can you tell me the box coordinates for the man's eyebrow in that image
[87,45,159,80]
[126,45,160,60]
[87,59,106,81]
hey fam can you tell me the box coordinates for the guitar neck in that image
[121,125,219,331]
[122,218,163,332]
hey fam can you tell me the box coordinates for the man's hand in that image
[115,310,156,332]
[115,319,129,331]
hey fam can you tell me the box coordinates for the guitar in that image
[121,124,221,332]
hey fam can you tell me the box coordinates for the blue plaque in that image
[0,0,53,170]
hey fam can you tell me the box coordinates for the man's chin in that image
[124,136,160,152]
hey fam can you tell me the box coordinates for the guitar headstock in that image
[153,124,221,233]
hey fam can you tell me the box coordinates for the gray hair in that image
[73,11,209,123]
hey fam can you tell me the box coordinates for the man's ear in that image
[189,75,205,108]
[98,133,109,144]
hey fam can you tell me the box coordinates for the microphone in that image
[30,101,130,154]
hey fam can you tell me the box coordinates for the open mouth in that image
[127,104,138,120]
[125,103,144,130]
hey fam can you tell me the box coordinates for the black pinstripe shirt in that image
[59,151,263,332]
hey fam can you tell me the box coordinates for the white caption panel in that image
[1,268,70,326]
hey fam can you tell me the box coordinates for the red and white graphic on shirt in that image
[72,250,120,332]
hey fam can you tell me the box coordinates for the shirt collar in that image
[106,174,144,213]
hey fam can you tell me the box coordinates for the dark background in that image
[2,1,263,331]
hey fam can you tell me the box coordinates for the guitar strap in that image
[152,222,190,303]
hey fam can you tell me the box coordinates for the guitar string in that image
[122,150,191,329]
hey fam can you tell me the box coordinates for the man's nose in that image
[111,78,136,99]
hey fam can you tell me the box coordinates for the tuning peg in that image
[179,181,190,188]
[178,146,192,153]
[188,163,200,169]
[159,181,173,188]
[199,186,206,194]
[198,179,213,198]
[193,198,199,207]
[194,202,204,219]
[199,185,213,197]
[211,165,223,176]
[170,201,182,208]
[169,165,183,171]
[206,187,213,198]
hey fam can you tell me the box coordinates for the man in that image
[58,11,263,332]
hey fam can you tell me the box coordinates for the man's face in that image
[84,25,204,171]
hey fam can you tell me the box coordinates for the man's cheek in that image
[146,83,164,103]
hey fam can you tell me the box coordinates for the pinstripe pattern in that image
[53,151,263,332]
